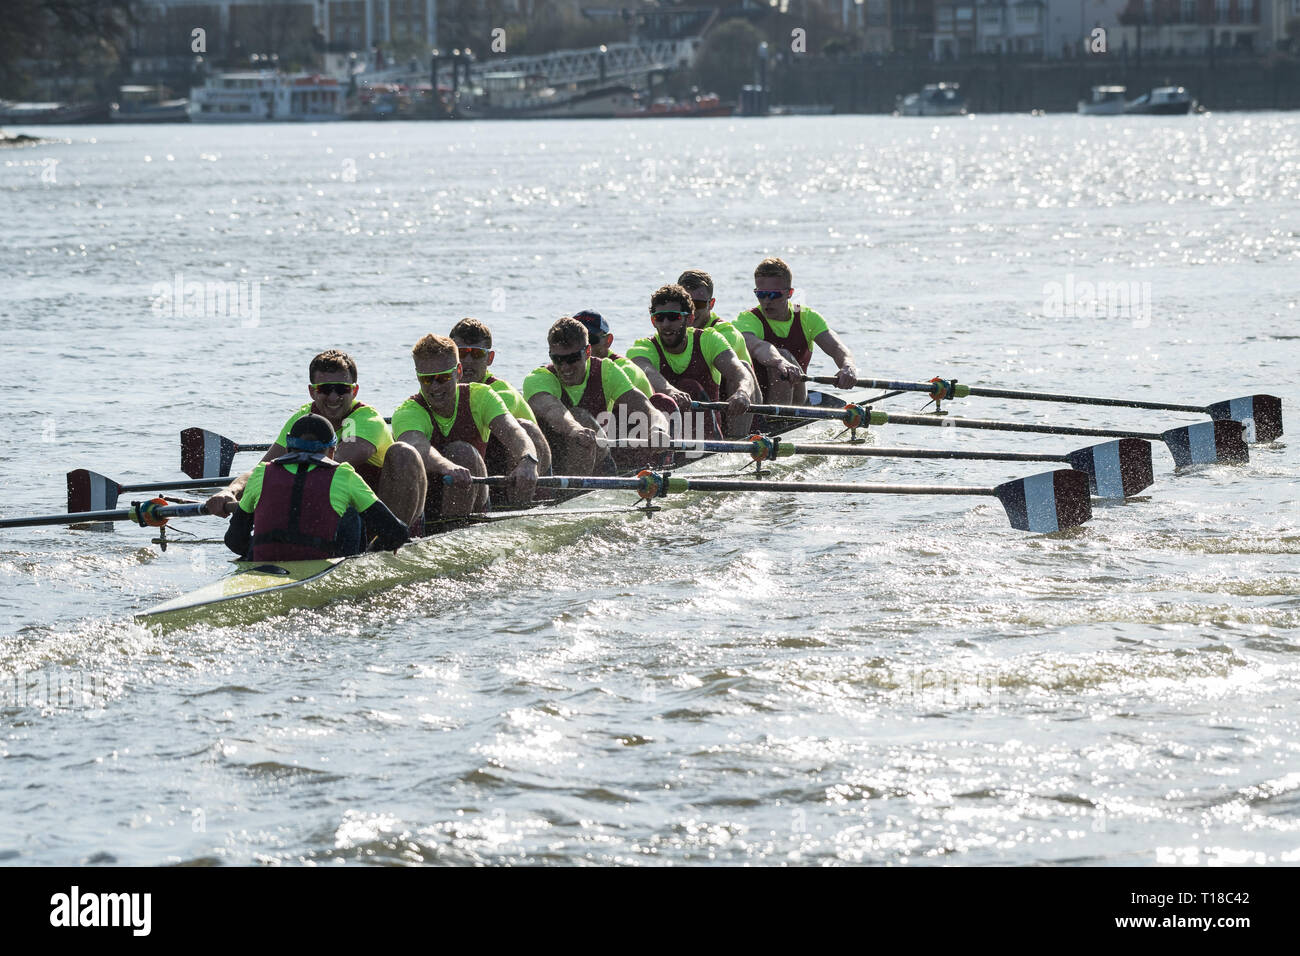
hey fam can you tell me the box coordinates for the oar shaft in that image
[672,478,994,496]
[959,384,1206,413]
[120,478,231,493]
[0,502,208,529]
[695,401,874,423]
[605,438,1065,463]
[471,475,993,497]
[881,411,1159,441]
[812,373,1211,414]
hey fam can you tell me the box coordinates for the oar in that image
[68,468,229,512]
[0,500,209,530]
[463,468,1092,533]
[603,437,1154,499]
[804,375,1283,443]
[694,401,1247,468]
[181,428,272,479]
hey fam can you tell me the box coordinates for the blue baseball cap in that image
[573,310,609,342]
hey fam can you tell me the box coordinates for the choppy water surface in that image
[1,115,1297,865]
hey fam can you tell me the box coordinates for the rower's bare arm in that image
[487,414,538,466]
[623,388,671,442]
[715,350,755,414]
[397,430,451,476]
[813,330,858,388]
[632,356,672,396]
[529,393,578,434]
[487,414,539,502]
[335,436,376,469]
[743,332,800,379]
[205,443,284,517]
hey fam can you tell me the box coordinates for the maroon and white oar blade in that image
[180,428,239,479]
[1160,420,1248,467]
[1204,395,1283,444]
[67,469,121,512]
[1063,439,1154,499]
[992,469,1092,533]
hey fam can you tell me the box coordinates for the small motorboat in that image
[896,83,966,117]
[1077,86,1127,115]
[1125,87,1196,115]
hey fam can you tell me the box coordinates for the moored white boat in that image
[189,71,346,123]
[1078,86,1127,115]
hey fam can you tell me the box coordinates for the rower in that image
[392,334,540,525]
[523,316,672,475]
[734,256,857,406]
[449,317,553,478]
[224,414,410,561]
[676,269,756,382]
[572,309,680,422]
[573,310,656,397]
[627,284,757,439]
[205,349,425,527]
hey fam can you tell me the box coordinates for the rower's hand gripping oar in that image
[695,401,1247,468]
[0,499,210,530]
[803,375,1283,444]
[67,469,231,512]
[607,435,1154,500]
[465,468,1093,533]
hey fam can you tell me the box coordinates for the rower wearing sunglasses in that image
[523,316,672,475]
[571,310,656,401]
[393,334,540,526]
[734,256,857,406]
[676,269,755,378]
[205,349,426,528]
[449,317,553,479]
[626,283,758,439]
[223,414,410,561]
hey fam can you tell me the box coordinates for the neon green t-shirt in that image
[625,327,733,386]
[703,313,752,367]
[522,357,638,412]
[239,460,378,517]
[390,383,509,446]
[276,401,392,468]
[610,355,654,397]
[733,304,830,352]
[483,374,536,424]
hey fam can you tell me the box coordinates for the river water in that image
[0,114,1296,866]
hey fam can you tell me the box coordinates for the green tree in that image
[1,0,131,99]
[689,18,765,98]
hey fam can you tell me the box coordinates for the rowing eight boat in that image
[131,390,1088,630]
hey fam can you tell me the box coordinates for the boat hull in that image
[137,393,843,629]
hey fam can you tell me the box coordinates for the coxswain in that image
[734,257,858,406]
[449,317,553,477]
[392,334,540,525]
[523,316,672,475]
[206,349,425,527]
[626,283,757,439]
[224,414,409,560]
